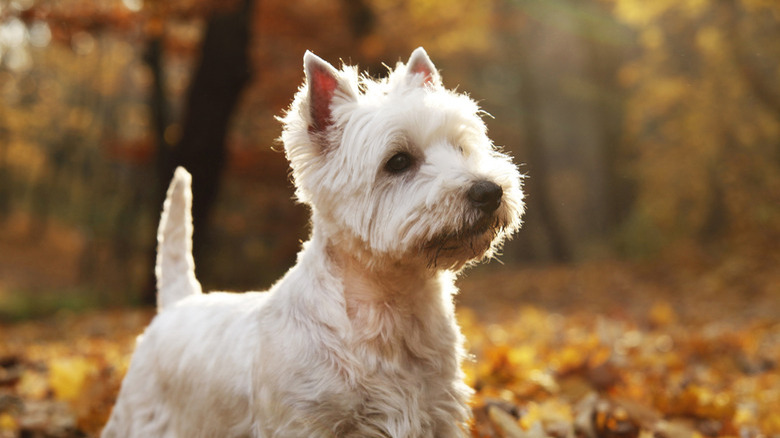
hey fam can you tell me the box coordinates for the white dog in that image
[102,47,524,437]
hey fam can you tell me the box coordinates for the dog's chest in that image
[329,308,459,435]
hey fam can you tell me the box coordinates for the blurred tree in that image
[513,24,572,262]
[144,0,255,302]
[3,0,778,305]
[611,0,780,255]
[579,1,636,237]
[484,0,635,262]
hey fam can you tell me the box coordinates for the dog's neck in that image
[287,225,459,351]
[342,260,417,301]
[327,244,440,310]
[325,243,459,365]
[314,229,456,341]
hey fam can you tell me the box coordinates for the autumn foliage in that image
[1,259,779,437]
[1,0,780,436]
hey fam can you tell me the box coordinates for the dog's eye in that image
[385,153,413,173]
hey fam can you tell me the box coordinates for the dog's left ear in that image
[304,51,356,132]
[406,47,440,86]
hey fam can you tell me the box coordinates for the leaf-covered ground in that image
[1,259,778,437]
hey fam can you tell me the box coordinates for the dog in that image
[102,47,524,437]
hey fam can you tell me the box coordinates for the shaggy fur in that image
[102,47,524,438]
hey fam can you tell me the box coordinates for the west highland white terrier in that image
[102,47,524,438]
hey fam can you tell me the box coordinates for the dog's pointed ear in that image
[406,47,439,86]
[304,51,354,132]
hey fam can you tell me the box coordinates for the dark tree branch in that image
[145,36,170,184]
[723,0,780,119]
[167,0,256,269]
[514,35,572,263]
[145,0,256,303]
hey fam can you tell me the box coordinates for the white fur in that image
[102,47,524,438]
[155,167,202,311]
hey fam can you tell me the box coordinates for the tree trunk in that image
[581,11,635,237]
[144,0,256,304]
[514,30,572,263]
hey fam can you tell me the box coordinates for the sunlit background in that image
[2,1,780,436]
[0,0,778,317]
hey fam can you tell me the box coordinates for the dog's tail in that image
[156,167,202,312]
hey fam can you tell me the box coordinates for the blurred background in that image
[0,0,778,319]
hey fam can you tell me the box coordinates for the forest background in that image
[0,0,779,436]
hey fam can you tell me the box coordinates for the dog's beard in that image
[422,214,505,269]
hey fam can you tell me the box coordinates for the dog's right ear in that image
[304,51,355,133]
[406,47,440,86]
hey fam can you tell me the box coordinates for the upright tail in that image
[155,167,202,312]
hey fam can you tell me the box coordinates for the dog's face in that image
[281,48,524,269]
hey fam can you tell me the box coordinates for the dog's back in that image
[103,167,264,437]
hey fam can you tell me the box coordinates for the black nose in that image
[468,180,503,213]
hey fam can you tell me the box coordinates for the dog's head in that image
[280,48,524,270]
